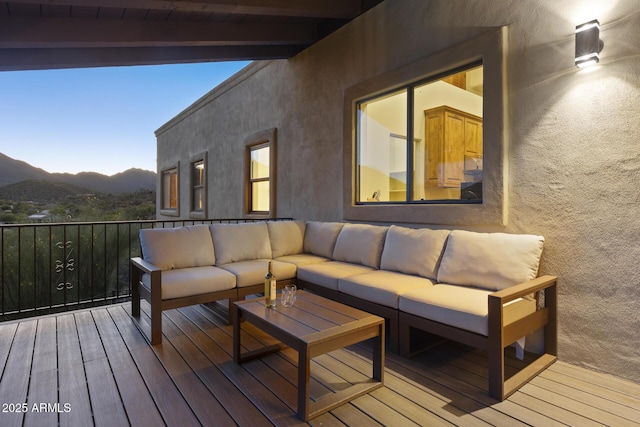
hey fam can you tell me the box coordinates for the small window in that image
[161,164,179,216]
[190,154,207,218]
[245,129,276,217]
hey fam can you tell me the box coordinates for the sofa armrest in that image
[131,256,161,275]
[487,275,558,400]
[488,275,557,348]
[490,275,557,304]
[130,257,163,302]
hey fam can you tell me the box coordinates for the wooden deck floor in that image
[1,301,639,427]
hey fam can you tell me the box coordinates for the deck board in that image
[23,318,57,427]
[0,320,37,427]
[56,314,93,427]
[1,301,639,427]
[91,308,164,426]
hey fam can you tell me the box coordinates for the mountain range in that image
[0,152,156,201]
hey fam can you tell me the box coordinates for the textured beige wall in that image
[156,0,640,383]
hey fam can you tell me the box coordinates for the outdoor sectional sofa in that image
[130,220,557,400]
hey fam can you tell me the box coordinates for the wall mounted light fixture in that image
[575,20,604,68]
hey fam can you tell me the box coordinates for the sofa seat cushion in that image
[437,230,544,291]
[297,261,374,291]
[210,222,272,265]
[139,224,215,270]
[267,220,306,258]
[399,284,537,336]
[141,266,236,300]
[380,225,450,279]
[399,285,493,336]
[218,259,297,288]
[332,223,388,269]
[338,270,434,309]
[273,254,329,267]
[303,221,344,258]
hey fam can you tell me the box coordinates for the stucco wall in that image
[156,0,640,384]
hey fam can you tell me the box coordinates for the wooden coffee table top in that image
[235,290,383,347]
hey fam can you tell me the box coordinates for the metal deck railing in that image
[0,218,291,321]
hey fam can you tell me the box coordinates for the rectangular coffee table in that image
[233,290,384,421]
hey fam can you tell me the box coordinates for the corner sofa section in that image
[130,219,557,401]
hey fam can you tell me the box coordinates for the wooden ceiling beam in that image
[0,17,317,48]
[5,0,364,19]
[0,45,296,70]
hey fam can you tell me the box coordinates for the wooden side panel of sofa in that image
[399,275,558,401]
[130,257,238,345]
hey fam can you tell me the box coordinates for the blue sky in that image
[0,61,249,176]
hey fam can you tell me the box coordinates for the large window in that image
[245,129,276,217]
[344,27,505,226]
[357,64,483,204]
[190,154,207,218]
[161,164,179,216]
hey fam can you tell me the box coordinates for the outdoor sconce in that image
[575,19,604,68]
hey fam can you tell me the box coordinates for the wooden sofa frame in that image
[299,275,557,401]
[130,256,294,345]
[399,275,558,401]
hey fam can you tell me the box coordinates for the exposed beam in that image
[0,17,317,48]
[5,0,363,19]
[0,45,296,70]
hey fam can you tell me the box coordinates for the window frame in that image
[189,153,207,219]
[343,27,506,226]
[244,128,277,218]
[355,62,483,205]
[160,162,180,217]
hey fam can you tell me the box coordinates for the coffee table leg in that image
[373,323,385,382]
[233,303,241,363]
[298,347,310,421]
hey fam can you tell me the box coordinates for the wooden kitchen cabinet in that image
[424,106,482,188]
[464,115,483,158]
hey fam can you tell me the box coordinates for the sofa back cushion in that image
[139,225,215,270]
[210,222,272,265]
[332,223,389,269]
[380,225,450,279]
[267,220,306,258]
[303,221,344,258]
[437,230,544,291]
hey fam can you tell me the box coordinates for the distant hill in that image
[52,169,157,194]
[0,153,156,195]
[0,152,51,186]
[0,180,94,203]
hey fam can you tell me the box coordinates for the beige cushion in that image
[297,261,374,291]
[338,270,434,309]
[274,254,329,267]
[139,225,215,270]
[399,284,537,336]
[332,223,389,268]
[267,220,306,258]
[437,230,544,291]
[210,222,272,265]
[219,259,297,288]
[141,266,235,300]
[303,221,344,258]
[399,285,493,335]
[380,225,450,279]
